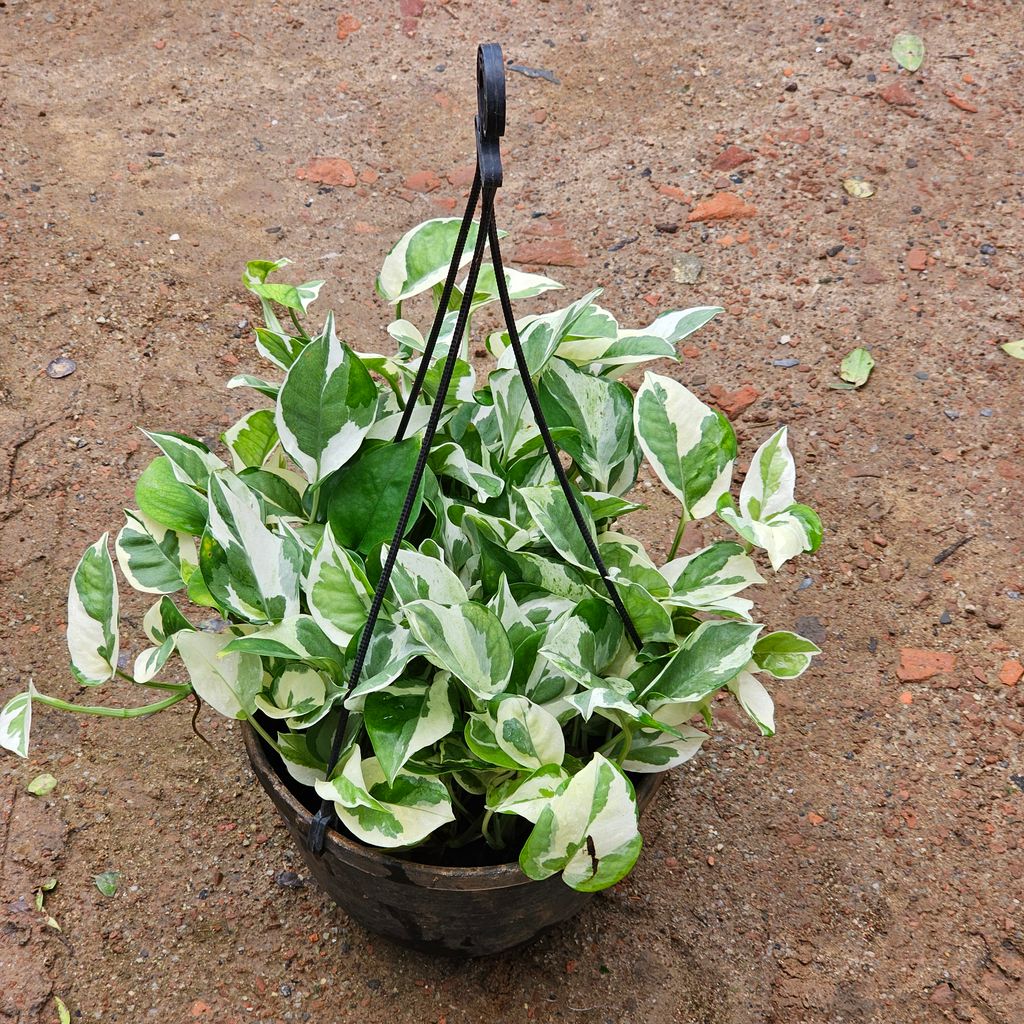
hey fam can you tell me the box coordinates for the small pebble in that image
[939,610,952,625]
[46,357,77,379]
[979,243,996,255]
[914,371,929,380]
[773,358,800,368]
[980,408,993,417]
[944,409,959,421]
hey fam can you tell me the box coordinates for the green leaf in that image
[364,676,456,783]
[115,510,192,595]
[891,32,925,72]
[405,600,514,700]
[831,347,874,389]
[248,278,324,313]
[201,471,302,623]
[306,527,372,646]
[519,753,641,892]
[27,772,57,796]
[55,997,71,1024]
[135,456,207,535]
[516,483,599,572]
[142,595,193,645]
[376,217,484,304]
[752,631,821,679]
[325,437,424,555]
[93,871,121,897]
[176,629,263,719]
[641,620,762,704]
[275,313,378,484]
[0,687,33,758]
[222,409,279,470]
[1001,340,1024,360]
[67,534,119,687]
[634,372,736,519]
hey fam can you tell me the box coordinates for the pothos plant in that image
[1,217,822,892]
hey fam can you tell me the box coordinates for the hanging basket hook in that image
[475,42,505,188]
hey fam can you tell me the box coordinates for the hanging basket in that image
[244,724,663,955]
[245,43,661,955]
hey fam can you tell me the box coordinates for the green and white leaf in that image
[141,431,226,490]
[315,747,455,848]
[494,695,565,770]
[641,620,762,704]
[728,670,775,736]
[134,456,207,536]
[634,372,736,519]
[115,511,194,595]
[739,427,796,521]
[661,541,765,611]
[254,666,327,720]
[0,683,33,758]
[202,470,301,623]
[306,527,371,646]
[388,546,468,607]
[486,764,570,823]
[405,600,513,700]
[717,497,821,572]
[67,535,119,687]
[275,313,378,484]
[376,218,486,305]
[222,409,279,470]
[516,483,599,572]
[520,753,641,892]
[364,675,456,782]
[176,629,262,719]
[752,631,821,679]
[622,724,708,773]
[221,615,343,668]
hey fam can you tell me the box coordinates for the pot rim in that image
[243,723,663,890]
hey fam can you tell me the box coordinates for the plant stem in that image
[667,511,690,560]
[288,307,310,341]
[115,667,189,693]
[32,690,190,719]
[244,714,285,758]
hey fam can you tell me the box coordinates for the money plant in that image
[1,218,822,892]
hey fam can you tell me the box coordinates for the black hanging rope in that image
[306,44,640,855]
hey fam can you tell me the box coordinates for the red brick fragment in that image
[686,192,757,223]
[712,145,755,172]
[708,384,760,419]
[879,83,915,106]
[897,648,955,681]
[512,238,586,268]
[296,157,356,187]
[336,14,361,40]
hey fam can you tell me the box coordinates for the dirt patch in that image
[2,2,1022,1022]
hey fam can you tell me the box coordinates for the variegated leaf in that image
[752,631,821,679]
[344,623,429,709]
[661,541,765,610]
[622,724,708,773]
[365,675,456,782]
[222,409,279,471]
[142,595,193,645]
[516,483,600,573]
[315,747,455,848]
[275,313,378,484]
[67,535,119,687]
[405,600,513,700]
[388,546,468,606]
[519,753,641,892]
[740,426,795,520]
[306,527,371,646]
[141,430,227,490]
[201,470,301,623]
[494,695,565,770]
[135,456,208,535]
[176,629,262,719]
[728,670,775,736]
[115,510,194,595]
[376,217,485,305]
[486,764,570,823]
[429,442,504,501]
[0,684,33,758]
[539,598,624,686]
[254,666,328,720]
[640,620,762,704]
[537,358,635,490]
[717,497,822,572]
[226,373,281,400]
[634,372,736,519]
[221,615,343,668]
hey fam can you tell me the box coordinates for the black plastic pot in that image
[243,724,663,956]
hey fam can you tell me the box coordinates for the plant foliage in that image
[1,218,822,892]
